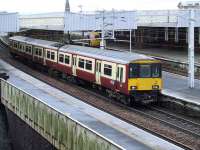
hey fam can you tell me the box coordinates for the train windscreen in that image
[129,63,161,78]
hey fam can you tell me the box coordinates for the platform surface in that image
[107,43,200,64]
[0,59,183,150]
[163,72,200,106]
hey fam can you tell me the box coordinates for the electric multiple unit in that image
[9,36,162,105]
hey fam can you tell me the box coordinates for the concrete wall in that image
[0,104,12,150]
[0,79,122,150]
[5,107,56,150]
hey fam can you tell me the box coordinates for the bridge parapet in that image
[0,79,123,150]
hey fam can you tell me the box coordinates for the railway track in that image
[148,106,200,137]
[1,40,200,149]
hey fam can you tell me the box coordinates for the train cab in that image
[128,60,162,102]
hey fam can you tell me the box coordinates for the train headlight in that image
[152,85,159,90]
[131,86,137,90]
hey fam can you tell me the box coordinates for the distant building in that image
[65,0,70,12]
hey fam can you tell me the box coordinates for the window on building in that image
[78,58,85,68]
[59,54,64,63]
[86,60,92,70]
[104,64,112,76]
[64,55,70,64]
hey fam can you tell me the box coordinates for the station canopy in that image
[137,10,200,27]
[177,10,200,27]
[0,12,19,35]
[64,11,137,32]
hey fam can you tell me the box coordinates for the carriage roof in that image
[10,36,155,64]
[60,45,154,64]
[9,36,63,50]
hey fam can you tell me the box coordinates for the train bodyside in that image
[9,36,162,104]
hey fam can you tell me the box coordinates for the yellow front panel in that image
[90,40,100,47]
[128,78,162,91]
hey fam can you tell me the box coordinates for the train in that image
[70,31,101,47]
[9,36,162,105]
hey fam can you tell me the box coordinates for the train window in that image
[120,67,123,82]
[73,57,76,66]
[34,48,42,56]
[38,49,42,56]
[51,52,55,60]
[140,65,151,78]
[14,42,18,48]
[64,55,70,64]
[28,46,32,53]
[25,46,31,54]
[59,54,64,63]
[35,48,38,55]
[95,35,100,38]
[117,67,124,82]
[19,44,22,50]
[99,63,101,72]
[129,64,138,78]
[104,64,112,76]
[47,51,51,59]
[117,67,120,79]
[152,64,161,78]
[25,46,29,53]
[22,45,25,51]
[78,58,85,68]
[86,60,92,70]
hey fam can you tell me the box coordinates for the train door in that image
[116,65,125,92]
[95,60,101,84]
[72,55,77,76]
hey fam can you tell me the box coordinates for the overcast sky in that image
[0,0,194,14]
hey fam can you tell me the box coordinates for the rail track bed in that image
[0,42,200,150]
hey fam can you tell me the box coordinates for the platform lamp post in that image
[178,1,200,88]
[95,10,106,49]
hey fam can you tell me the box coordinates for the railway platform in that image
[107,42,200,64]
[163,72,200,110]
[0,59,183,150]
